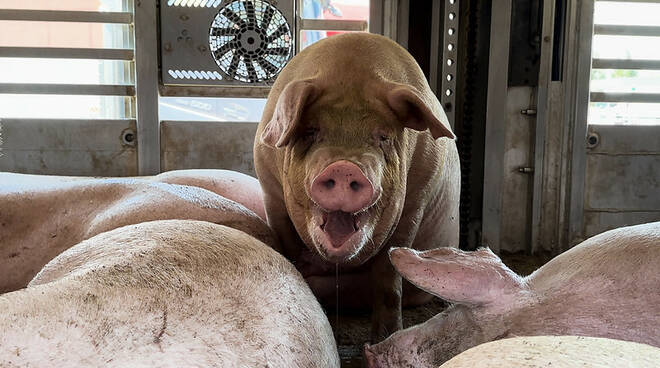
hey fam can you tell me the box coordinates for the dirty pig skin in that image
[254,33,460,341]
[364,222,660,367]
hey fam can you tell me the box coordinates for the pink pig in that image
[365,222,660,367]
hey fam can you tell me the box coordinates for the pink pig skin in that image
[364,222,660,367]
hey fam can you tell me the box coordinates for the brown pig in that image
[0,220,339,367]
[254,33,460,341]
[364,222,660,367]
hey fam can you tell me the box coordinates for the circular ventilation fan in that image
[209,0,293,83]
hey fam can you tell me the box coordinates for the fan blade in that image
[260,5,274,31]
[245,59,258,82]
[213,42,233,58]
[211,27,236,37]
[245,0,257,28]
[222,8,247,29]
[256,56,278,75]
[227,53,241,78]
[265,47,289,56]
[266,23,289,43]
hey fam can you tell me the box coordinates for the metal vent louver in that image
[160,0,294,89]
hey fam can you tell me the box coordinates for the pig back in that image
[0,220,339,368]
[527,222,660,292]
[439,336,660,368]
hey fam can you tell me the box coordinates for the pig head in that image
[254,33,460,341]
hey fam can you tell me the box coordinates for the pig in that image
[254,32,460,341]
[440,336,660,368]
[364,221,660,367]
[151,169,266,220]
[0,219,340,367]
[0,171,273,293]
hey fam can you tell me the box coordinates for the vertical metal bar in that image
[382,0,398,40]
[397,0,410,48]
[567,0,595,245]
[530,0,557,253]
[429,0,442,95]
[134,0,161,175]
[369,0,384,34]
[296,0,301,53]
[441,0,459,129]
[481,0,513,254]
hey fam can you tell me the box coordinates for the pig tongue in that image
[323,211,357,248]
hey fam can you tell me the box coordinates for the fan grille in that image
[209,0,293,83]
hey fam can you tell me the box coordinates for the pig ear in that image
[389,247,525,306]
[386,85,456,140]
[260,79,319,148]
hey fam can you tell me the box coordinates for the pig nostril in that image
[350,181,361,191]
[324,179,335,189]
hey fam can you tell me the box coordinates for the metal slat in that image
[0,83,135,96]
[597,0,660,3]
[590,92,660,103]
[0,47,134,60]
[594,24,660,37]
[592,58,660,70]
[300,19,368,31]
[0,9,133,23]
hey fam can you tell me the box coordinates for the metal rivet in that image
[121,128,136,146]
[586,132,600,148]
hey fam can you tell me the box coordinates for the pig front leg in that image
[370,247,403,343]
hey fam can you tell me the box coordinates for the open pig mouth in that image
[320,210,361,248]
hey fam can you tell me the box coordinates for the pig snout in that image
[310,160,374,213]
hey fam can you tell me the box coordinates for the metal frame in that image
[0,47,134,60]
[481,0,513,253]
[0,9,133,23]
[567,0,595,245]
[590,92,660,103]
[598,0,660,2]
[592,58,660,70]
[530,0,558,253]
[381,0,399,41]
[0,84,135,96]
[300,19,368,31]
[429,0,442,96]
[440,0,459,129]
[594,24,660,37]
[134,0,161,175]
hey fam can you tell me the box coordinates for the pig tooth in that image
[353,215,360,231]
